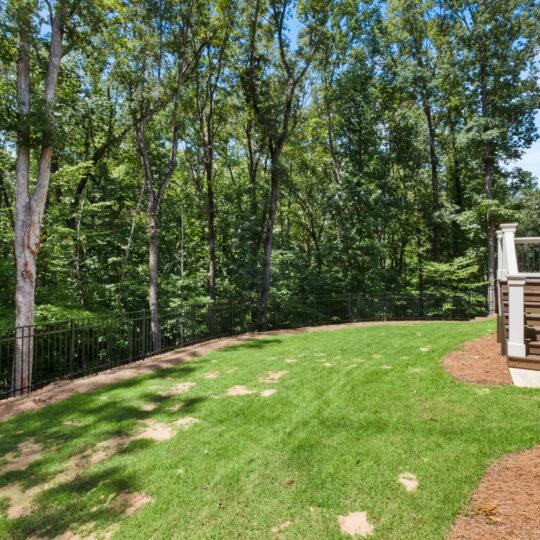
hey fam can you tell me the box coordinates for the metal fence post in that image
[69,319,75,375]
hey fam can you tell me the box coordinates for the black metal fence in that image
[0,293,488,400]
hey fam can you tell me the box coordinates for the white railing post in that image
[500,223,518,275]
[507,274,526,358]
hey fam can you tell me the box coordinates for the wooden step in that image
[526,340,540,354]
[503,300,540,312]
[503,314,540,327]
[508,354,540,371]
[502,289,540,298]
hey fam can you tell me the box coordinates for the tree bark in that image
[147,202,162,351]
[12,6,65,396]
[207,174,217,302]
[480,63,496,311]
[423,102,441,261]
[260,148,281,319]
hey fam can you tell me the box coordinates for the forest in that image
[0,0,538,331]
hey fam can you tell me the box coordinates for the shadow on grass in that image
[219,337,283,352]
[4,466,144,540]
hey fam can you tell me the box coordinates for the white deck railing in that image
[497,223,540,358]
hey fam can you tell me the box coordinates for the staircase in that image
[496,224,540,387]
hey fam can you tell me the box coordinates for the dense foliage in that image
[0,0,538,324]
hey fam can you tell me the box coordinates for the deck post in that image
[499,223,518,275]
[507,274,526,358]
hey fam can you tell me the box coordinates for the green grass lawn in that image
[1,320,539,539]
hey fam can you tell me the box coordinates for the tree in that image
[184,1,236,301]
[241,0,327,318]
[444,0,539,295]
[10,1,77,394]
[386,0,445,261]
[116,0,205,349]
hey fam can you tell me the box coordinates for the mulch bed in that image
[449,446,540,539]
[442,333,512,385]
[445,333,540,539]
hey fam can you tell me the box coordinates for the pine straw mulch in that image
[442,333,512,385]
[449,446,540,539]
[445,333,540,539]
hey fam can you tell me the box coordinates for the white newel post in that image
[507,275,526,358]
[500,223,518,275]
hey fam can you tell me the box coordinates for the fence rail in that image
[0,293,488,400]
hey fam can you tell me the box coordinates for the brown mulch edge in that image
[442,333,512,386]
[448,445,540,540]
[0,318,491,422]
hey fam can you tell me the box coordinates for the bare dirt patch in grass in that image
[62,419,83,427]
[259,371,288,384]
[260,389,276,397]
[134,420,175,441]
[0,437,126,519]
[398,472,418,492]
[226,385,255,396]
[202,372,219,379]
[380,365,392,369]
[323,363,333,367]
[442,334,511,386]
[167,404,185,412]
[284,359,296,363]
[1,439,43,473]
[449,445,540,539]
[338,511,374,537]
[174,417,199,430]
[114,491,152,516]
[159,382,196,398]
[271,520,293,534]
[0,420,170,521]
[141,403,157,412]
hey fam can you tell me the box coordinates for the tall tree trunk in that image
[423,102,441,262]
[147,202,162,351]
[203,134,217,302]
[245,120,262,291]
[260,149,281,320]
[207,178,217,302]
[12,7,65,395]
[480,63,496,311]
